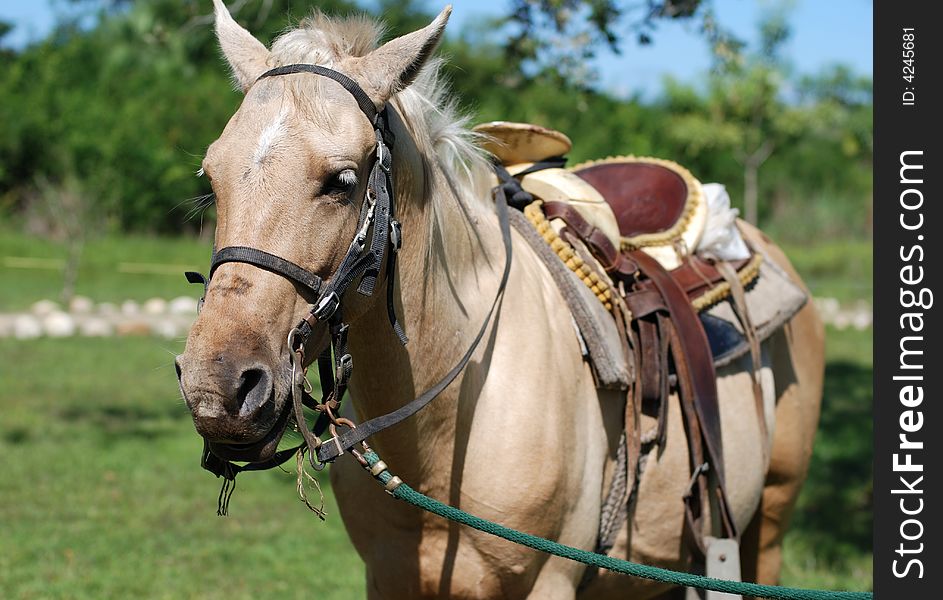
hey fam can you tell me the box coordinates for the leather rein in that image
[185,64,514,511]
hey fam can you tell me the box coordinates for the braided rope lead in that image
[360,452,871,600]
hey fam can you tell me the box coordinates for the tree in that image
[661,10,801,225]
[486,0,744,87]
[0,0,356,233]
[0,0,872,240]
[32,172,97,303]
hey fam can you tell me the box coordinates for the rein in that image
[185,63,514,512]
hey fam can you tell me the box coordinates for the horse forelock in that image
[270,11,384,65]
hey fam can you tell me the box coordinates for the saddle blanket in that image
[510,210,807,389]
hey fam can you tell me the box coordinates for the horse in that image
[175,2,825,598]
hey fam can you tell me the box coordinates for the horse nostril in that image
[235,366,272,416]
[174,357,183,382]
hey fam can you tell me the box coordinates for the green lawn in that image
[1,228,872,596]
[0,337,365,599]
[1,229,211,310]
[779,240,872,306]
[0,328,872,597]
[1,230,872,310]
[781,326,873,590]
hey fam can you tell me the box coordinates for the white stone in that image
[852,309,872,331]
[116,320,152,337]
[152,320,180,339]
[169,296,199,315]
[143,298,168,315]
[831,312,851,330]
[174,315,196,334]
[79,317,113,337]
[31,299,60,317]
[69,295,95,314]
[44,311,77,337]
[813,297,840,319]
[121,300,140,315]
[97,302,118,315]
[13,315,43,339]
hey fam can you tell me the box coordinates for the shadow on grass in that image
[790,360,873,561]
[58,401,190,440]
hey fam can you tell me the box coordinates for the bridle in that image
[184,64,515,513]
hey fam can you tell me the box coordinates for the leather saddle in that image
[476,121,755,555]
[475,121,709,271]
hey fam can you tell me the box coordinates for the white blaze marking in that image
[252,109,288,166]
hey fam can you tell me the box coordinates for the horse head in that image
[175,0,451,464]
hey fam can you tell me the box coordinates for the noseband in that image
[185,64,515,513]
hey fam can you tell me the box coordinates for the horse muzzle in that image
[175,352,290,462]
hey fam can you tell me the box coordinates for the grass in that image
[1,229,211,310]
[779,240,872,305]
[2,230,872,311]
[781,326,873,590]
[0,337,365,599]
[1,229,873,595]
[0,328,873,597]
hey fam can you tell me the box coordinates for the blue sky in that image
[1,0,872,98]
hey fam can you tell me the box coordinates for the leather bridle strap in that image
[211,246,324,298]
[258,64,379,124]
[189,64,403,488]
[189,63,515,493]
[316,178,515,463]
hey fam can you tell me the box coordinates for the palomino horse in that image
[175,2,824,598]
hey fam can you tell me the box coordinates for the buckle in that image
[389,220,402,252]
[313,292,340,320]
[335,353,353,385]
[350,192,377,255]
[376,140,392,173]
[351,232,367,255]
[184,271,209,313]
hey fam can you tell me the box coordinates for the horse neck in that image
[344,119,500,469]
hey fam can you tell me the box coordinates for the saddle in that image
[477,121,764,560]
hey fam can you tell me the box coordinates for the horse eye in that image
[324,169,358,197]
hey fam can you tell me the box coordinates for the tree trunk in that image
[743,162,759,225]
[740,140,774,226]
[60,237,83,305]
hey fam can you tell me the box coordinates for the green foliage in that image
[0,0,356,233]
[660,9,801,224]
[0,0,872,243]
[655,11,871,230]
[501,0,710,82]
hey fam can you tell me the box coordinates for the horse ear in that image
[213,0,270,92]
[354,5,451,106]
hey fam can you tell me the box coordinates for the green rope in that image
[361,452,871,600]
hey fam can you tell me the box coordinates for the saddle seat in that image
[474,121,708,270]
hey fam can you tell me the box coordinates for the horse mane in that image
[268,12,493,214]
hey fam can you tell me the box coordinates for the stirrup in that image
[685,536,743,600]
